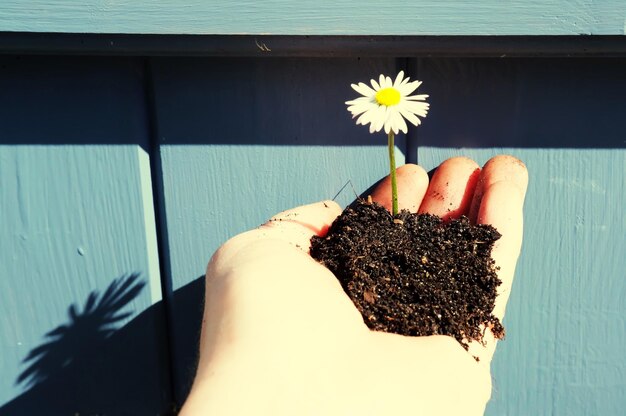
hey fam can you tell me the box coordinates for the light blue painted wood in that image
[1,49,623,414]
[154,55,626,412]
[418,148,626,416]
[160,144,403,279]
[0,55,171,414]
[0,146,170,414]
[151,56,405,401]
[0,55,150,146]
[413,57,626,415]
[1,0,625,35]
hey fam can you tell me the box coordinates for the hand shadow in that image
[0,273,173,416]
[16,273,145,389]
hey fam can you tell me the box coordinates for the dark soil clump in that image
[310,199,504,350]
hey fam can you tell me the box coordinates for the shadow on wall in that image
[413,57,626,149]
[16,274,146,389]
[0,274,205,416]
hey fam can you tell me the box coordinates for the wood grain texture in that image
[0,146,171,414]
[151,56,406,402]
[418,148,626,416]
[1,49,624,415]
[4,33,626,57]
[157,144,407,403]
[1,0,626,35]
[413,57,626,415]
[410,57,626,150]
[0,55,171,414]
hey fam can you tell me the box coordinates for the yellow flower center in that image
[375,87,401,106]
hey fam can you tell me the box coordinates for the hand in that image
[180,155,528,416]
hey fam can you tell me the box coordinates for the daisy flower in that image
[345,71,429,215]
[345,71,429,135]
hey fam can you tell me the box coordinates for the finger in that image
[477,157,528,320]
[470,155,528,363]
[418,157,481,220]
[267,200,342,236]
[370,164,429,213]
[261,200,343,251]
[469,155,528,224]
[200,200,360,378]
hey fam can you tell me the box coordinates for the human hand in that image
[180,155,528,416]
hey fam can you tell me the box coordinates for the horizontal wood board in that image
[1,1,626,35]
[3,33,626,57]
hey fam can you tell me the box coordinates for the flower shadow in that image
[0,272,173,415]
[16,273,145,389]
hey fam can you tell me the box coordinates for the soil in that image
[310,199,504,350]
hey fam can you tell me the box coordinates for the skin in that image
[180,155,529,416]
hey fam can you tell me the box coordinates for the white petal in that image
[399,107,420,126]
[405,94,429,101]
[345,96,373,105]
[351,82,377,97]
[383,107,398,134]
[345,104,365,114]
[370,78,381,91]
[346,97,376,106]
[355,112,369,125]
[399,80,422,96]
[370,106,385,133]
[404,101,430,117]
[356,108,376,126]
[395,111,408,134]
[384,118,393,134]
[373,106,387,132]
[379,74,386,89]
[347,102,377,116]
[383,112,392,134]
[346,108,365,117]
[385,111,401,135]
[384,109,394,134]
[394,71,405,87]
[366,105,386,133]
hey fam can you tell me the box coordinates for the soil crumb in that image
[310,199,504,349]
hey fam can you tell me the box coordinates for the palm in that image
[190,237,489,415]
[182,156,528,416]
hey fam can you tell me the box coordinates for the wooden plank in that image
[3,33,626,57]
[0,56,171,414]
[151,56,405,403]
[413,58,626,415]
[1,0,626,36]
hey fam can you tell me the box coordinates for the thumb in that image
[208,201,342,273]
[264,200,343,249]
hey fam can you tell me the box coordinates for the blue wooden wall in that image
[0,56,172,415]
[0,4,625,414]
[1,52,624,415]
[150,57,405,403]
[414,58,626,415]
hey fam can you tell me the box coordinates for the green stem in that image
[387,131,398,216]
